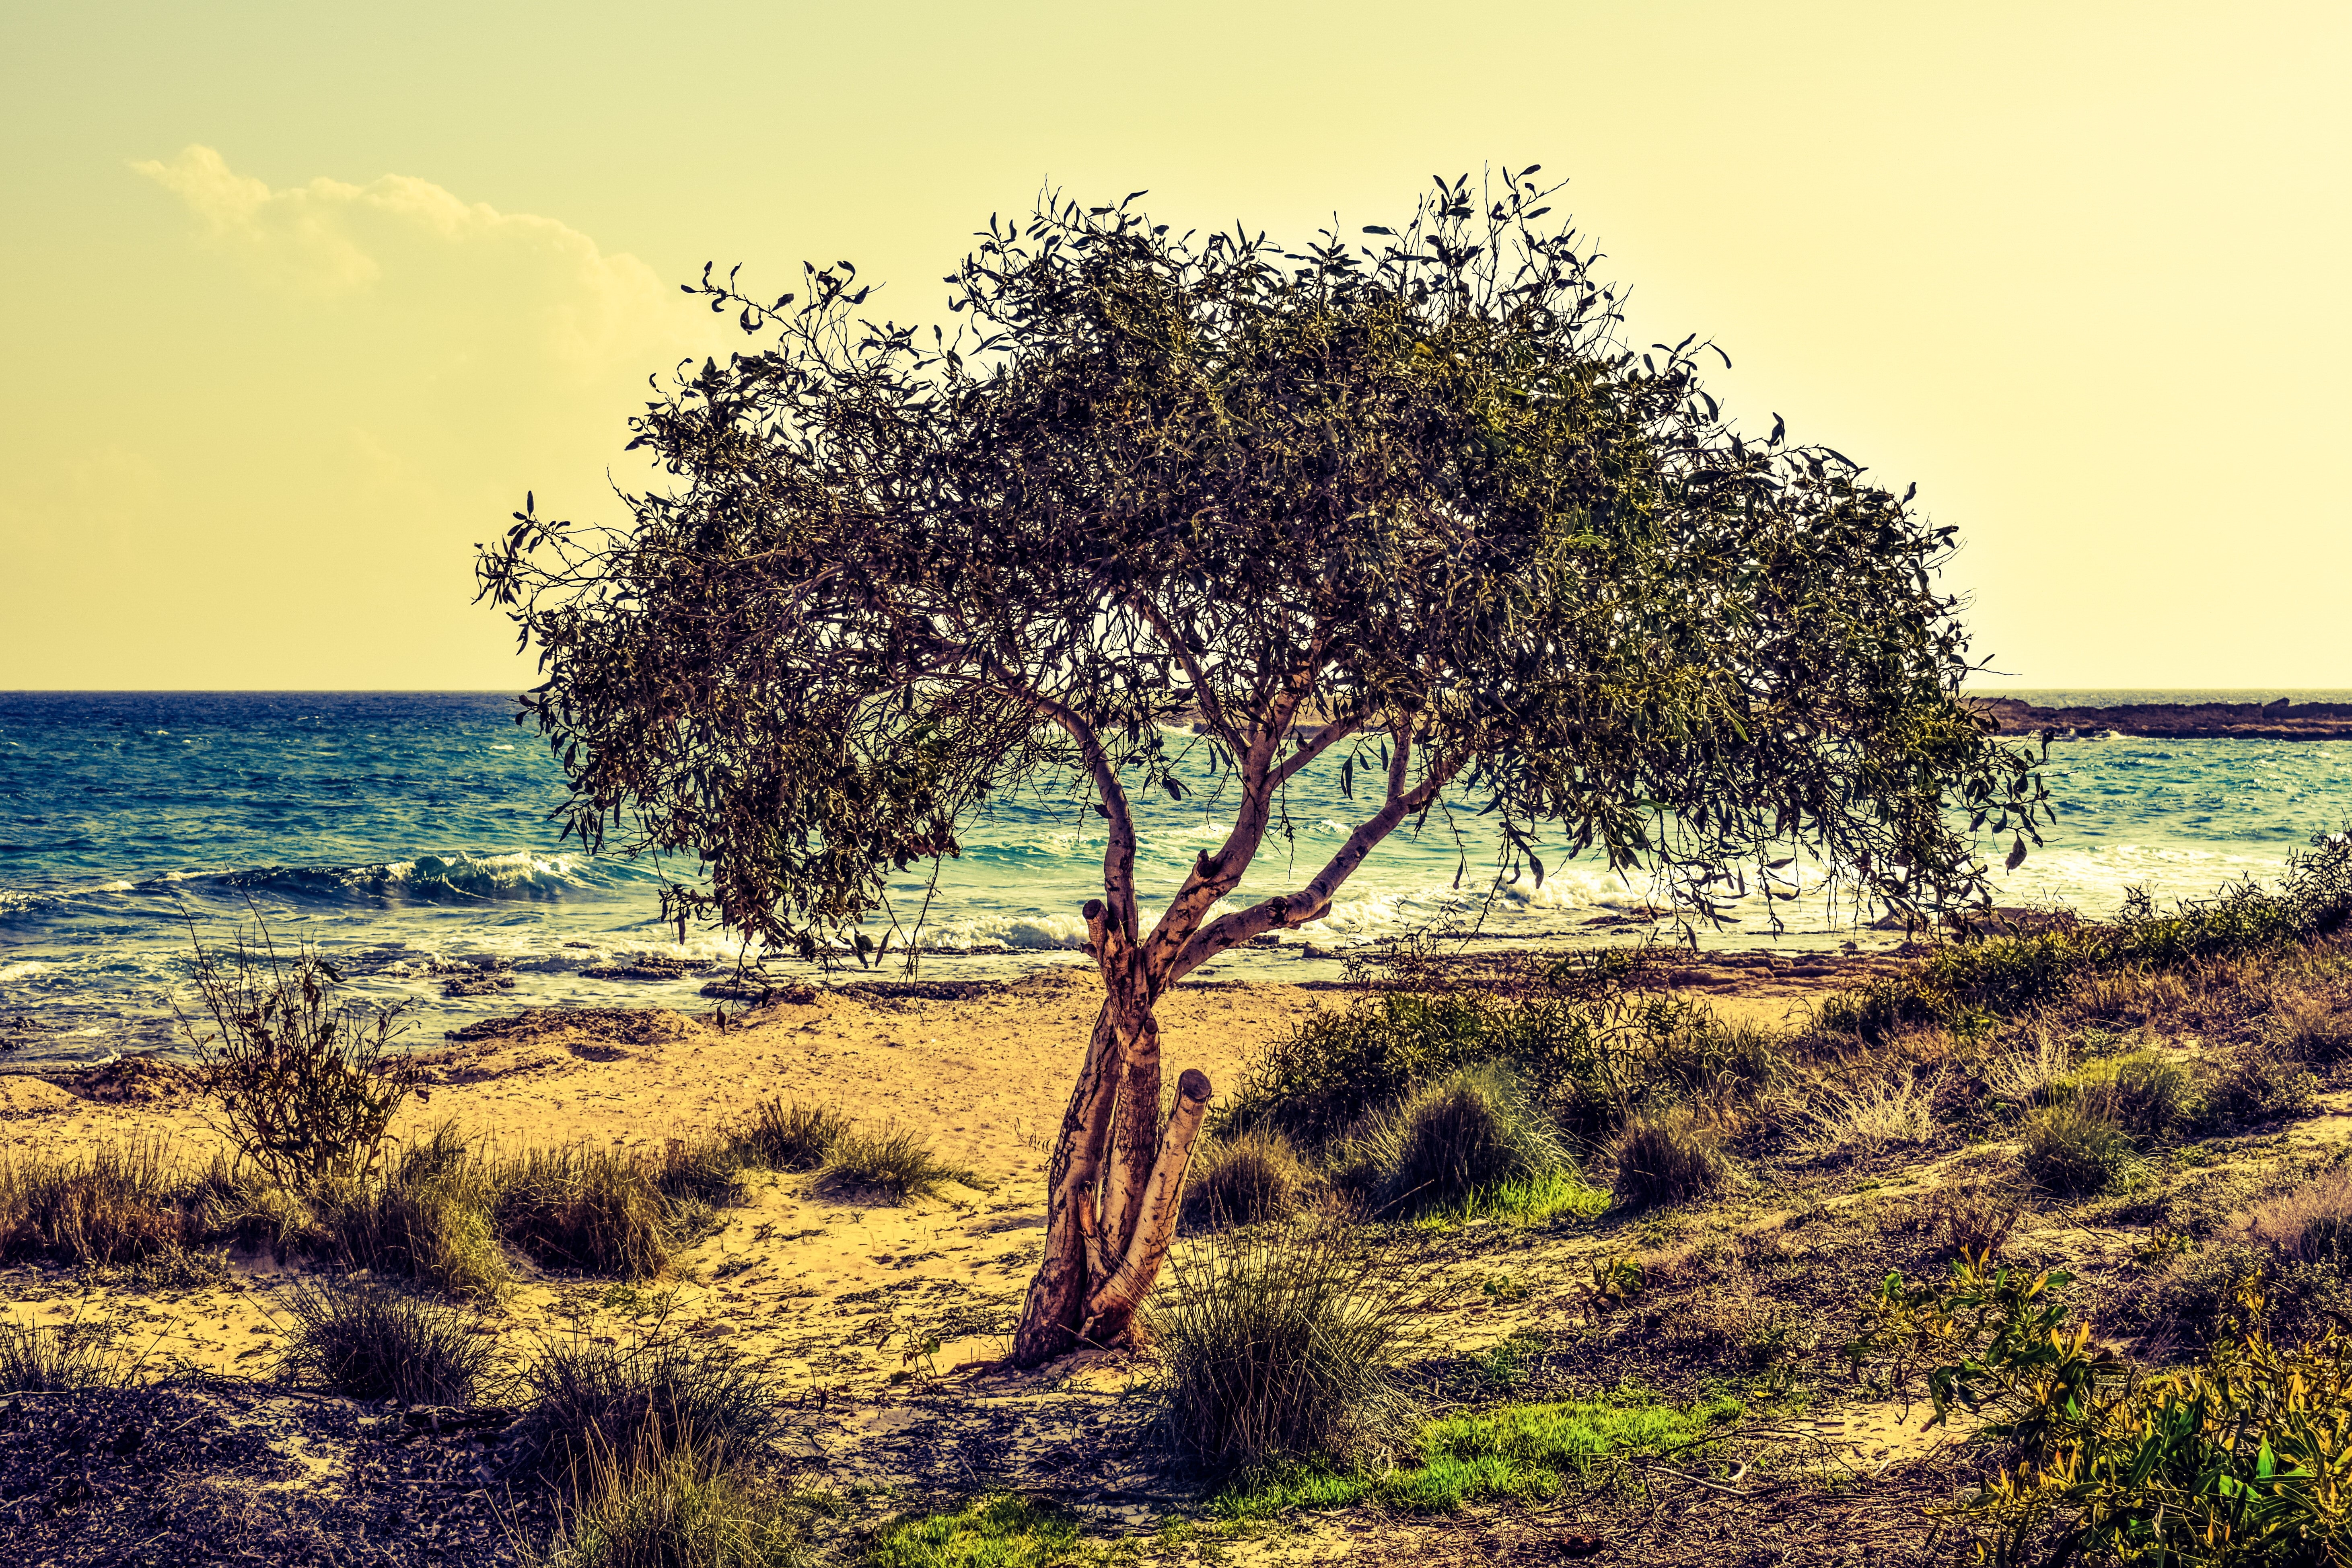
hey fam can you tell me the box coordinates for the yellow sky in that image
[2,2,2344,690]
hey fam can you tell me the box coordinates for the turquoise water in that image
[3,690,2350,1066]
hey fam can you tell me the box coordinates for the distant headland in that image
[1970,696,2352,740]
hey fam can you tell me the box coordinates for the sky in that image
[1,2,2345,691]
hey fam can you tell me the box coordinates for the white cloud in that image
[132,144,682,377]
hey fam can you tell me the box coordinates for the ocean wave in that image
[151,850,625,908]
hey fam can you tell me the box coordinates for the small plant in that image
[656,1138,748,1206]
[277,1280,493,1403]
[0,1320,119,1391]
[1182,1127,1315,1230]
[1925,1174,2024,1258]
[511,1331,777,1481]
[498,1144,679,1279]
[1353,1063,1568,1219]
[177,923,420,1193]
[820,1126,977,1202]
[2199,1037,2318,1132]
[1149,1218,1431,1476]
[528,1428,811,1568]
[2017,1099,2138,1198]
[1608,1110,1728,1206]
[733,1099,847,1172]
[1576,1254,1646,1313]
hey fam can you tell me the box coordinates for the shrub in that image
[820,1126,977,1202]
[0,1139,193,1265]
[0,1320,119,1391]
[276,1280,492,1403]
[2242,1168,2352,1266]
[529,1430,809,1568]
[1352,1064,1566,1220]
[732,1100,846,1172]
[1148,1219,1426,1476]
[1609,1112,1728,1207]
[498,1145,679,1279]
[2017,1099,2137,1198]
[2063,1050,2200,1136]
[2276,995,2352,1063]
[177,926,419,1192]
[2198,1038,2317,1132]
[511,1334,776,1482]
[317,1122,509,1299]
[1183,1128,1316,1230]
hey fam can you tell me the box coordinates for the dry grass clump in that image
[316,1122,510,1299]
[819,1126,977,1202]
[0,1138,195,1265]
[2198,1037,2317,1131]
[733,1099,846,1172]
[0,1320,121,1392]
[498,1145,680,1279]
[1982,1028,2074,1104]
[1609,1111,1729,1206]
[276,1280,493,1403]
[1352,1064,1567,1219]
[2276,995,2352,1062]
[511,1333,777,1482]
[528,1428,813,1568]
[1788,1071,1942,1160]
[1923,1172,2025,1258]
[1148,1218,1425,1476]
[654,1138,748,1207]
[2242,1167,2352,1265]
[2018,1099,2138,1197]
[1183,1128,1317,1230]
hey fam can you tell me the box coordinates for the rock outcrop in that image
[1969,697,2352,740]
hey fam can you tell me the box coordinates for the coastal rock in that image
[1970,697,2352,740]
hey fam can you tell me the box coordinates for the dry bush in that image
[0,1320,121,1392]
[1982,1027,2074,1104]
[2199,1037,2317,1132]
[0,1139,194,1265]
[498,1145,678,1279]
[1148,1219,1429,1476]
[1924,1172,2025,1257]
[2276,995,2352,1063]
[2066,1050,2200,1136]
[1609,1110,1729,1206]
[277,1280,493,1403]
[1788,1071,1942,1160]
[2242,1167,2352,1265]
[1183,1128,1317,1230]
[177,929,418,1192]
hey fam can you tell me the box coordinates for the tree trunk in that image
[1011,932,1206,1365]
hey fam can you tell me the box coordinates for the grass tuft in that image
[1182,1128,1316,1230]
[317,1121,510,1299]
[276,1279,493,1403]
[866,1492,1078,1568]
[2017,1098,2138,1197]
[511,1332,776,1482]
[1148,1218,1426,1477]
[820,1126,978,1203]
[0,1138,194,1265]
[0,1320,120,1391]
[733,1100,847,1172]
[1352,1063,1567,1220]
[527,1428,811,1567]
[498,1144,679,1279]
[1609,1112,1728,1206]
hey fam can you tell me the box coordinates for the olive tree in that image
[476,171,2046,1362]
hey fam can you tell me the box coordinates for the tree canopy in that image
[477,169,2049,1358]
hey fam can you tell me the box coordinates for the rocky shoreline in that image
[1969,697,2352,740]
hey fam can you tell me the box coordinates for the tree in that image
[476,170,2048,1363]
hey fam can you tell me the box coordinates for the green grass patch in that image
[866,1494,1084,1568]
[1213,1389,1743,1519]
[1410,1168,1609,1228]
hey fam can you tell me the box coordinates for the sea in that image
[3,689,2350,1069]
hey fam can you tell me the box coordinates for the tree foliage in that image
[477,169,2045,964]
